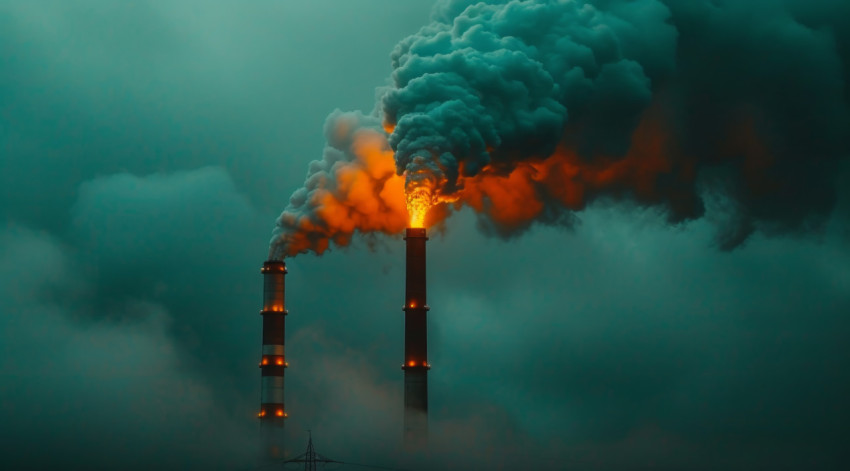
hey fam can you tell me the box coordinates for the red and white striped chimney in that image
[259,260,287,457]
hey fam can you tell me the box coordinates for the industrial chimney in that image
[402,228,429,445]
[259,260,288,458]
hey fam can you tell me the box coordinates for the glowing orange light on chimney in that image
[276,410,284,417]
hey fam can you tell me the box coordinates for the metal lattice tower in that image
[284,431,341,471]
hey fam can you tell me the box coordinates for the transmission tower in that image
[284,431,341,471]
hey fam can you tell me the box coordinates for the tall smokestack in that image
[402,227,429,445]
[259,260,288,458]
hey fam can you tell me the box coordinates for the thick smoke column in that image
[272,0,850,256]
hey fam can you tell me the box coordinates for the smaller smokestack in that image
[259,260,288,459]
[403,228,429,446]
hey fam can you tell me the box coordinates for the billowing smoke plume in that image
[272,0,850,257]
[270,111,406,258]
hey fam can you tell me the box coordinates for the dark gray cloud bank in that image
[2,1,849,471]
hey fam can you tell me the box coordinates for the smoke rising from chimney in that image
[270,111,407,259]
[271,0,850,257]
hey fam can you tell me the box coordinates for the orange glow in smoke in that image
[280,105,707,253]
[453,107,695,230]
[280,127,408,256]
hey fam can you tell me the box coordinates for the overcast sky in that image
[2,1,849,470]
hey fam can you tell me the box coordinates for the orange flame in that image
[407,187,433,228]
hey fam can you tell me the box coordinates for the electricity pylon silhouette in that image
[284,431,341,471]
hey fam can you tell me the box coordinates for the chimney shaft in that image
[403,228,429,445]
[260,260,287,458]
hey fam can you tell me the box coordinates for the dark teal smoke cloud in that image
[381,0,850,248]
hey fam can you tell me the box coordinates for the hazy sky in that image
[1,1,849,470]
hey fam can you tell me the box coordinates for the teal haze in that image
[1,1,849,470]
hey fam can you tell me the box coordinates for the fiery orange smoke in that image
[274,126,408,257]
[414,108,696,234]
[456,112,697,232]
[274,107,705,257]
[399,108,689,232]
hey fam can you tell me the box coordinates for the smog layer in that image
[1,1,849,470]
